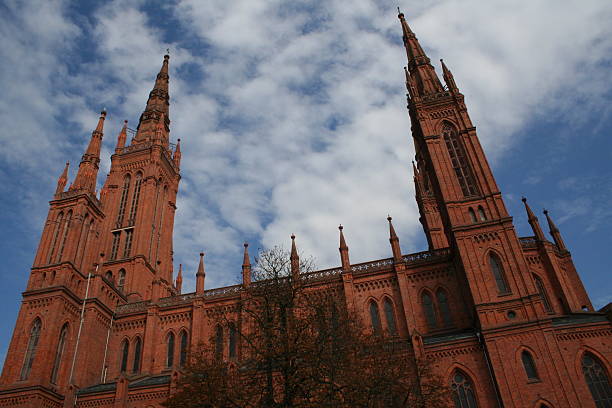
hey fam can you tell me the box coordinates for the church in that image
[0,11,610,408]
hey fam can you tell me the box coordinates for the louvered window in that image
[442,123,478,197]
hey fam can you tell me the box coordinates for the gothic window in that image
[20,318,42,380]
[369,301,382,334]
[110,231,121,260]
[79,219,94,269]
[56,210,72,262]
[489,253,510,294]
[477,206,487,221]
[437,289,453,327]
[116,174,131,226]
[422,292,437,329]
[132,337,142,373]
[215,325,223,359]
[442,122,478,197]
[179,330,188,367]
[521,351,539,380]
[120,339,129,373]
[383,298,398,336]
[468,208,477,223]
[50,323,68,383]
[450,370,478,408]
[118,269,126,291]
[582,353,612,407]
[128,172,142,224]
[48,212,64,264]
[229,323,237,359]
[123,228,133,258]
[166,332,175,367]
[533,274,552,313]
[105,271,113,282]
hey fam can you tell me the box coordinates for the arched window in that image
[582,353,612,407]
[533,274,552,313]
[105,271,113,282]
[477,206,487,221]
[422,292,437,329]
[122,228,133,258]
[179,331,188,367]
[20,318,42,380]
[166,332,175,367]
[132,337,142,373]
[383,298,397,336]
[229,324,237,359]
[51,323,68,383]
[215,326,223,359]
[468,208,477,223]
[118,269,126,291]
[116,174,131,226]
[56,210,72,262]
[48,212,64,264]
[369,301,382,334]
[110,231,121,260]
[120,339,129,373]
[450,370,478,408]
[521,351,539,380]
[79,219,94,269]
[442,122,478,197]
[489,253,510,294]
[128,172,142,224]
[437,289,453,327]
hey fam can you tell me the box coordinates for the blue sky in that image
[0,0,611,366]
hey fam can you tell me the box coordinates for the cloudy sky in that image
[0,0,611,364]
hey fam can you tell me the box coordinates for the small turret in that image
[440,59,458,91]
[338,225,350,271]
[175,264,183,294]
[196,252,205,294]
[115,120,128,152]
[242,242,251,286]
[173,138,182,167]
[543,209,568,252]
[290,234,300,280]
[55,162,69,195]
[388,216,402,262]
[522,197,545,241]
[70,110,106,192]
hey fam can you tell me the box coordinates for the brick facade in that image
[0,11,610,408]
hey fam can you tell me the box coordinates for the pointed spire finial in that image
[338,225,350,271]
[196,252,205,294]
[440,58,457,90]
[115,120,128,151]
[70,111,106,192]
[173,138,182,167]
[242,242,251,267]
[522,197,545,241]
[135,54,170,145]
[388,215,402,262]
[290,234,300,279]
[175,263,183,293]
[242,242,251,286]
[55,161,69,195]
[543,209,568,252]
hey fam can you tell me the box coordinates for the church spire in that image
[242,242,251,286]
[338,225,350,271]
[115,120,128,152]
[290,234,300,280]
[543,210,568,252]
[135,54,170,146]
[175,264,183,294]
[388,216,402,262]
[196,252,205,294]
[397,10,443,96]
[70,110,106,192]
[522,197,545,241]
[55,162,69,195]
[173,138,182,167]
[440,59,458,91]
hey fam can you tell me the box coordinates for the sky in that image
[0,0,611,366]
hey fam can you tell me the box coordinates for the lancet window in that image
[20,318,42,380]
[118,269,126,291]
[128,172,142,224]
[56,210,72,262]
[229,324,237,359]
[369,301,382,334]
[120,339,129,373]
[582,353,612,407]
[437,289,453,327]
[51,323,68,384]
[166,332,175,367]
[123,228,133,258]
[110,231,121,261]
[489,253,510,294]
[179,331,188,367]
[215,325,223,359]
[442,122,478,197]
[116,174,131,226]
[521,350,539,380]
[48,212,64,264]
[450,370,478,408]
[468,208,477,223]
[132,337,142,373]
[477,206,487,221]
[422,292,437,329]
[383,298,397,336]
[533,274,552,313]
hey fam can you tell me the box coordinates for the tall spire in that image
[115,120,128,152]
[522,197,545,241]
[135,54,170,146]
[173,138,182,167]
[338,225,350,271]
[290,234,300,279]
[388,216,402,262]
[242,242,251,286]
[175,264,183,294]
[55,162,69,195]
[440,59,458,91]
[397,11,443,96]
[543,210,568,252]
[196,252,205,294]
[70,110,106,192]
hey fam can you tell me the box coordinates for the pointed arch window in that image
[51,323,68,384]
[215,325,223,359]
[20,318,42,380]
[79,219,94,269]
[132,337,142,373]
[521,351,539,380]
[442,122,478,197]
[123,228,133,258]
[533,274,552,313]
[437,289,453,327]
[166,332,175,367]
[468,208,477,223]
[110,231,121,260]
[118,269,126,291]
[369,301,382,334]
[128,172,142,224]
[489,253,510,294]
[582,353,612,407]
[229,324,237,359]
[422,292,437,329]
[477,206,487,221]
[451,370,478,408]
[120,339,129,373]
[179,331,188,367]
[48,212,64,264]
[56,210,72,262]
[116,174,131,226]
[105,271,113,282]
[383,298,398,336]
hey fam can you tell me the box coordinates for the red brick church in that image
[1,11,610,408]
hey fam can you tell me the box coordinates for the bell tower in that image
[98,54,181,301]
